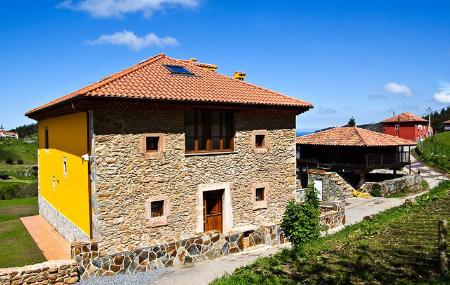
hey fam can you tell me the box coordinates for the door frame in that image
[196,182,233,234]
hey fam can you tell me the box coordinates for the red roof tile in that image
[26,54,312,116]
[296,126,416,147]
[381,112,427,123]
[443,120,450,124]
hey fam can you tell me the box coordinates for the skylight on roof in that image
[165,65,193,75]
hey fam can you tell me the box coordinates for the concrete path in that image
[405,154,448,188]
[151,244,289,285]
[21,215,70,260]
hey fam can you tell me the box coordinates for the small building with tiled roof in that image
[296,126,416,194]
[25,54,312,253]
[443,119,450,131]
[0,127,18,139]
[381,112,429,142]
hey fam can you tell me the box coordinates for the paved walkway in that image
[151,244,289,285]
[406,154,448,188]
[20,215,71,260]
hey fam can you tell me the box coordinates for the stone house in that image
[26,54,312,253]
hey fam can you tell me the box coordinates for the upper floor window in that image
[185,110,234,153]
[394,124,399,130]
[44,127,49,149]
[141,133,164,159]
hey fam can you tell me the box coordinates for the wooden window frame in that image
[141,133,165,159]
[251,130,269,154]
[252,182,269,210]
[185,110,235,154]
[145,196,170,227]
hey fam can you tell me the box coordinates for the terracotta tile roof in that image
[296,126,416,146]
[381,112,427,123]
[443,120,450,124]
[26,54,312,116]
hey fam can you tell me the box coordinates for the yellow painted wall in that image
[38,112,90,237]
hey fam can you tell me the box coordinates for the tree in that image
[281,185,321,249]
[348,117,356,127]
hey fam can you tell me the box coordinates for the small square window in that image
[151,200,164,218]
[395,124,399,130]
[255,135,265,148]
[146,136,159,152]
[255,187,265,202]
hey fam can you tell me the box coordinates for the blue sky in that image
[1,0,449,131]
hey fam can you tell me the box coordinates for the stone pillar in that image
[357,172,366,188]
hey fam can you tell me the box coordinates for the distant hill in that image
[0,139,37,165]
[415,132,450,173]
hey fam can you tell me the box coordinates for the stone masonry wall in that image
[320,201,345,230]
[92,110,296,253]
[307,170,354,201]
[71,224,286,280]
[0,260,78,285]
[359,174,422,196]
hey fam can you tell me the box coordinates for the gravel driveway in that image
[78,268,172,285]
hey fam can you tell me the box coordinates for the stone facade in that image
[359,174,422,196]
[71,224,286,280]
[307,170,354,201]
[92,110,296,252]
[39,194,89,242]
[0,260,78,285]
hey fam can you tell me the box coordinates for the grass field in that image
[0,139,37,200]
[0,197,45,267]
[415,132,450,174]
[213,181,450,285]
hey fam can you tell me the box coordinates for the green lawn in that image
[0,197,46,268]
[415,132,450,174]
[213,181,450,285]
[0,139,37,165]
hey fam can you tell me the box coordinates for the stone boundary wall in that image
[71,224,286,280]
[0,260,78,285]
[320,201,345,230]
[360,174,422,196]
[307,170,354,201]
[39,194,89,242]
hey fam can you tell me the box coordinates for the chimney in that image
[233,71,246,81]
[189,58,197,63]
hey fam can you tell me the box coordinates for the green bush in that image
[370,184,382,197]
[5,158,13,165]
[281,185,321,249]
[0,181,38,200]
[14,182,38,198]
[17,159,24,165]
[0,183,21,199]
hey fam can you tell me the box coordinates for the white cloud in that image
[87,30,178,50]
[59,0,198,18]
[433,82,450,104]
[383,82,413,97]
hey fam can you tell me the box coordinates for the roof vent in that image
[233,71,246,81]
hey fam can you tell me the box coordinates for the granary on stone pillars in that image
[296,126,416,189]
[25,54,312,252]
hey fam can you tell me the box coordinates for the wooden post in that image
[438,220,448,277]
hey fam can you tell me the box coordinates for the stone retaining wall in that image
[307,170,354,201]
[360,174,422,196]
[0,260,78,285]
[71,224,286,280]
[320,201,345,230]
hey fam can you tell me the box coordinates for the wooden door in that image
[203,189,223,232]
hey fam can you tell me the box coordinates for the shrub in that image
[0,183,21,199]
[281,184,321,249]
[370,184,382,197]
[5,158,13,164]
[17,159,24,165]
[14,181,38,198]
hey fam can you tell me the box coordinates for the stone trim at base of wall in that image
[39,194,89,242]
[0,260,78,285]
[71,224,286,280]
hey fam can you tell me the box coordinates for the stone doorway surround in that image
[196,182,233,234]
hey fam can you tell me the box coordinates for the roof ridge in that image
[354,126,369,146]
[172,57,313,108]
